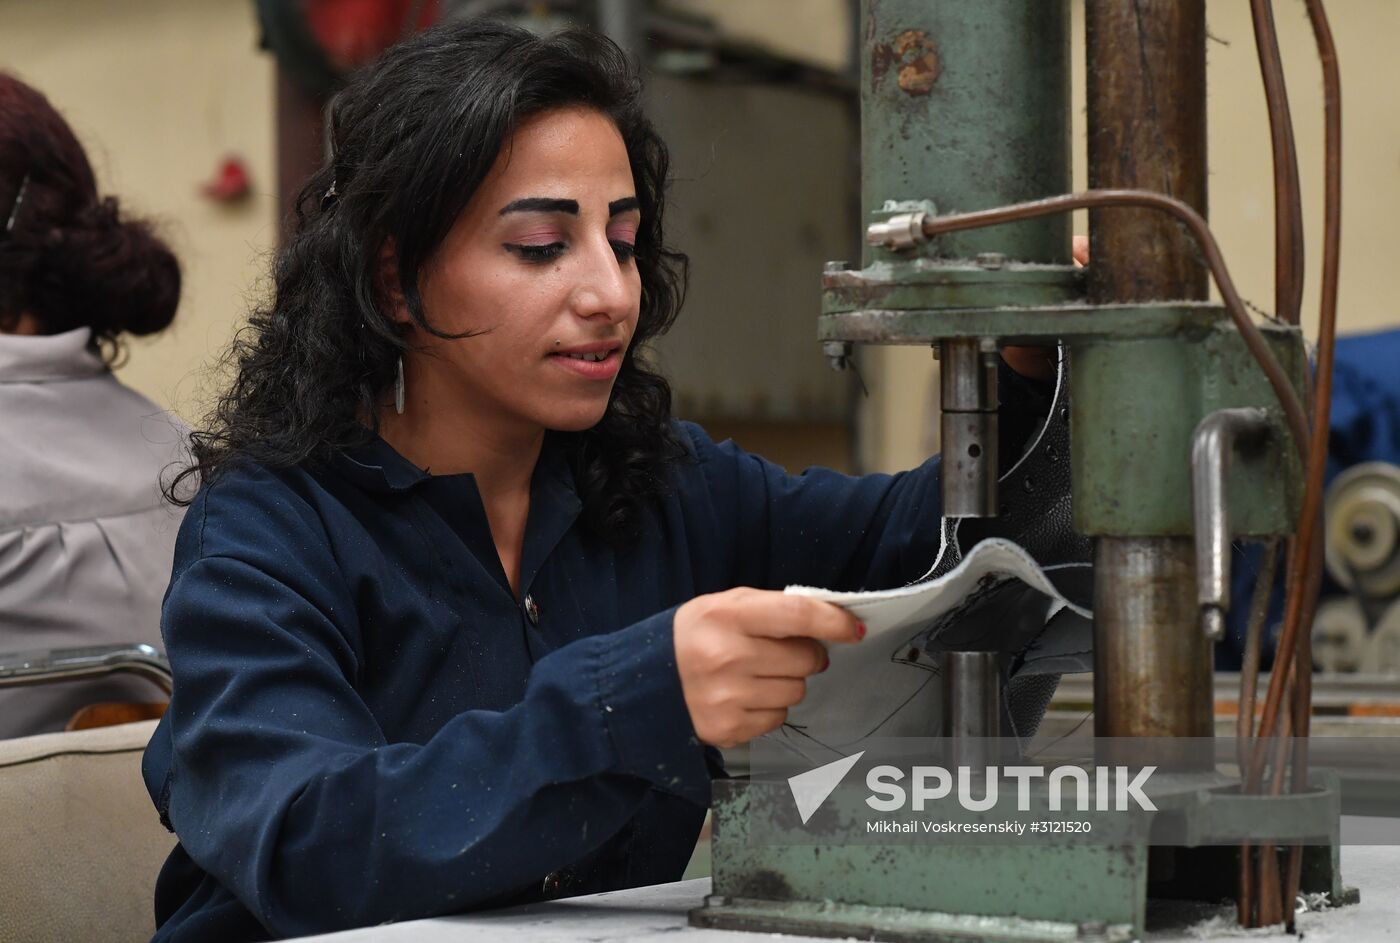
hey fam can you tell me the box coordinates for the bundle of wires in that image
[1236,0,1342,929]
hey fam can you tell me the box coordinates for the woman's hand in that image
[1072,234,1090,268]
[999,235,1091,380]
[674,588,865,748]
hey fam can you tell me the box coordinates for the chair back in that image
[0,720,173,943]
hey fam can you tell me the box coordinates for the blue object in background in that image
[1220,328,1400,670]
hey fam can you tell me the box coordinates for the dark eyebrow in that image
[498,197,578,216]
[609,197,640,216]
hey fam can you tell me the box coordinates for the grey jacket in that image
[0,329,186,736]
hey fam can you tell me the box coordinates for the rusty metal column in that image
[1086,0,1209,301]
[1086,0,1213,751]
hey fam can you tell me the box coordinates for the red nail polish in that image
[857,622,867,640]
[821,653,831,673]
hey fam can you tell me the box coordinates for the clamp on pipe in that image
[866,212,929,251]
[1191,408,1273,641]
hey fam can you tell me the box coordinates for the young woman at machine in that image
[144,22,1054,941]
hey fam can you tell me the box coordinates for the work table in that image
[297,843,1399,943]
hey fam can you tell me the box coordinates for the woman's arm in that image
[147,485,708,938]
[679,363,1057,596]
[688,425,943,594]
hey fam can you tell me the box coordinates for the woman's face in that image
[401,106,642,437]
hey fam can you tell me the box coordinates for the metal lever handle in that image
[1191,408,1272,641]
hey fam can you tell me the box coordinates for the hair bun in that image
[35,195,181,338]
[75,195,121,231]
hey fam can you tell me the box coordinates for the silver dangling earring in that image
[394,356,405,415]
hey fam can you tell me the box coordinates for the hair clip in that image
[4,173,30,234]
[322,179,338,207]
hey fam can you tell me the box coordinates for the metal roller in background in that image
[1368,598,1400,673]
[1312,598,1368,673]
[1325,462,1400,602]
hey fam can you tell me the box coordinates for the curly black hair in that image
[169,22,689,539]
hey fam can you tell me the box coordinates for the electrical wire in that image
[1282,0,1342,867]
[1285,526,1324,929]
[1239,540,1281,768]
[1236,16,1303,917]
[1246,0,1341,804]
[1236,539,1280,925]
[1249,0,1306,326]
[1239,0,1341,926]
[1255,665,1296,926]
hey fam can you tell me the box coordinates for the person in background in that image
[0,73,186,736]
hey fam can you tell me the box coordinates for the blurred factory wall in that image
[1194,1,1398,347]
[665,0,849,72]
[0,1,1395,480]
[0,0,277,424]
[630,0,862,473]
[647,73,858,473]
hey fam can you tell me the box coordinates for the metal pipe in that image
[1093,538,1212,766]
[1085,0,1210,758]
[1085,0,1208,304]
[941,651,1001,770]
[1191,408,1272,640]
[940,339,999,517]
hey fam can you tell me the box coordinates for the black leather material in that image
[916,349,1096,741]
[925,349,1093,602]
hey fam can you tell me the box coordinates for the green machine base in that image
[691,775,1353,942]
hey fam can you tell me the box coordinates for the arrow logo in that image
[787,751,866,824]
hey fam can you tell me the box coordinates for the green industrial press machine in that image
[690,1,1347,940]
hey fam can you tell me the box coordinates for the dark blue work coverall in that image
[142,421,950,940]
